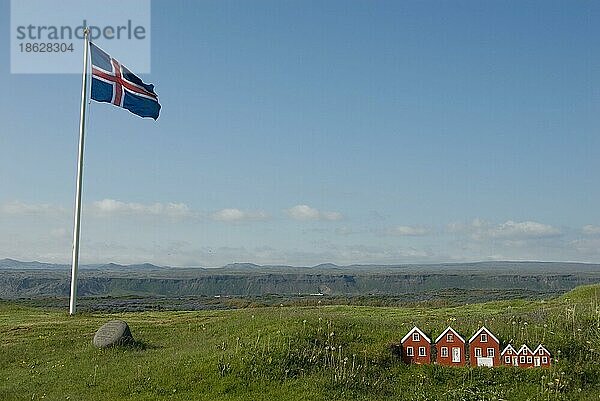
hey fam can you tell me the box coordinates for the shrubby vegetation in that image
[0,285,598,400]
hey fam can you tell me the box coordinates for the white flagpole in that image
[69,28,90,315]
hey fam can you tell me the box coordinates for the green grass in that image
[1,285,599,400]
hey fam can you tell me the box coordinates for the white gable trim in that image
[401,326,431,344]
[501,344,517,356]
[517,344,533,355]
[468,326,500,344]
[533,344,550,355]
[434,326,465,344]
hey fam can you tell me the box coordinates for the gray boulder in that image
[93,320,134,348]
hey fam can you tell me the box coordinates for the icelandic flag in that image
[90,43,161,120]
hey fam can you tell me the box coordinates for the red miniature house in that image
[401,326,431,364]
[468,327,500,367]
[517,344,535,368]
[434,326,466,366]
[532,344,551,368]
[501,344,519,367]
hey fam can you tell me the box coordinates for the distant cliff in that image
[0,259,598,299]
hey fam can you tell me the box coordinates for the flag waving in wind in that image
[69,33,161,315]
[90,42,161,119]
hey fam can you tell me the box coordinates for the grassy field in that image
[1,285,598,401]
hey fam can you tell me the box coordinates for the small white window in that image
[406,346,414,356]
[441,347,448,357]
[520,356,525,363]
[505,356,510,363]
[527,356,532,363]
[475,348,482,357]
[542,356,548,364]
[418,347,426,356]
[413,332,420,342]
[487,348,495,357]
[447,333,454,342]
[480,334,488,342]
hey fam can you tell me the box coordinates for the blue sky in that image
[1,0,599,266]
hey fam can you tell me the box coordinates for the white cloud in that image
[211,208,269,222]
[90,200,269,223]
[286,204,343,221]
[570,238,600,258]
[90,199,192,218]
[488,220,561,239]
[0,200,66,216]
[335,226,358,236]
[50,227,69,239]
[383,225,430,237]
[582,225,600,236]
[449,219,561,240]
[287,205,319,220]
